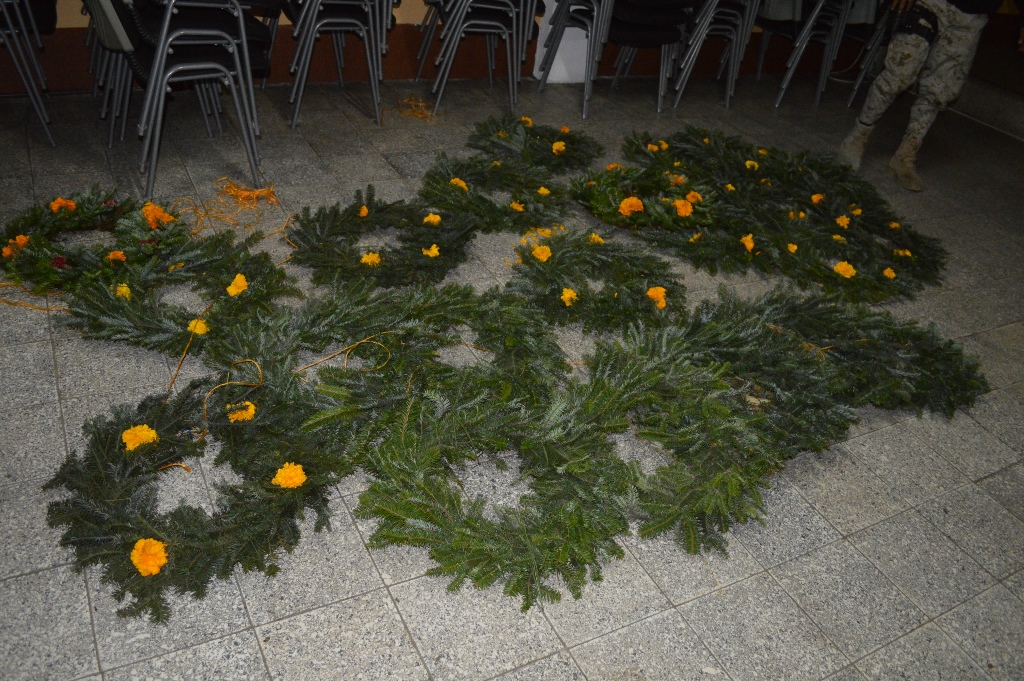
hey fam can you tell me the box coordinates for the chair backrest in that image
[81,0,137,52]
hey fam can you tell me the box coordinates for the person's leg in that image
[889,3,988,189]
[838,26,932,171]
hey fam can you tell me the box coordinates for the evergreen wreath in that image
[0,117,986,622]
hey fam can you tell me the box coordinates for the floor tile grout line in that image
[339,491,435,681]
[82,566,105,678]
[96,622,260,677]
[536,604,591,681]
[235,572,275,681]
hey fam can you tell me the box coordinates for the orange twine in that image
[396,94,436,121]
[157,462,193,473]
[194,359,264,439]
[292,330,399,374]
[174,178,279,236]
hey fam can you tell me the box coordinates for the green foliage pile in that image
[572,127,947,302]
[0,117,986,622]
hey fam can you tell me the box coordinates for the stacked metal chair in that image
[535,0,613,118]
[605,0,690,113]
[1,0,55,145]
[427,0,536,115]
[845,2,891,106]
[288,0,390,126]
[755,0,856,106]
[82,0,266,195]
[671,0,762,108]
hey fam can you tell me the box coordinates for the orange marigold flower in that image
[673,199,693,218]
[836,215,850,228]
[14,234,29,248]
[497,130,508,138]
[811,193,825,205]
[646,143,660,152]
[360,252,381,267]
[686,191,703,203]
[520,116,533,127]
[358,205,369,217]
[893,248,912,257]
[646,286,667,309]
[725,184,736,192]
[798,211,806,219]
[787,243,798,253]
[588,233,604,245]
[271,462,306,488]
[510,201,525,212]
[851,208,863,216]
[106,250,127,263]
[560,288,578,307]
[668,174,686,186]
[130,538,168,577]
[741,234,755,252]
[141,202,175,230]
[883,267,896,279]
[422,244,440,258]
[834,261,856,278]
[226,273,248,297]
[833,234,847,244]
[168,262,185,272]
[122,424,158,451]
[703,137,710,144]
[227,401,256,423]
[560,125,570,134]
[889,221,901,230]
[658,140,668,151]
[552,141,566,155]
[187,319,209,335]
[450,178,469,192]
[531,244,552,262]
[50,197,77,213]
[537,186,550,196]
[618,197,644,216]
[606,163,623,171]
[758,148,769,156]
[423,212,442,226]
[1,246,13,258]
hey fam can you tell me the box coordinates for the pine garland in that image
[0,116,985,621]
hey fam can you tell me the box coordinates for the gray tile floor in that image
[1,73,1024,680]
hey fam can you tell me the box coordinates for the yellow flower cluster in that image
[811,193,825,205]
[141,202,175,230]
[510,201,525,212]
[226,273,248,297]
[358,205,369,217]
[423,212,441,226]
[552,141,566,155]
[588,233,604,245]
[130,538,168,576]
[833,261,856,278]
[422,244,440,258]
[883,267,896,279]
[50,197,77,213]
[741,234,755,252]
[361,252,381,267]
[689,233,702,243]
[560,288,577,306]
[537,186,550,196]
[531,245,552,262]
[520,116,533,127]
[450,178,469,192]
[836,215,850,228]
[188,318,209,335]
[115,283,132,300]
[618,197,643,216]
[673,199,693,218]
[788,211,806,220]
[122,424,159,451]
[646,286,667,309]
[272,462,306,488]
[725,184,736,192]
[745,160,759,171]
[227,401,256,423]
[787,243,798,253]
[893,249,912,257]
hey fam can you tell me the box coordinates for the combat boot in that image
[837,121,873,171]
[887,139,924,192]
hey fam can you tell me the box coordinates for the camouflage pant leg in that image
[858,33,930,126]
[904,2,988,147]
[858,0,987,139]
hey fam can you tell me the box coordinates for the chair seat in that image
[613,1,689,24]
[135,5,273,46]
